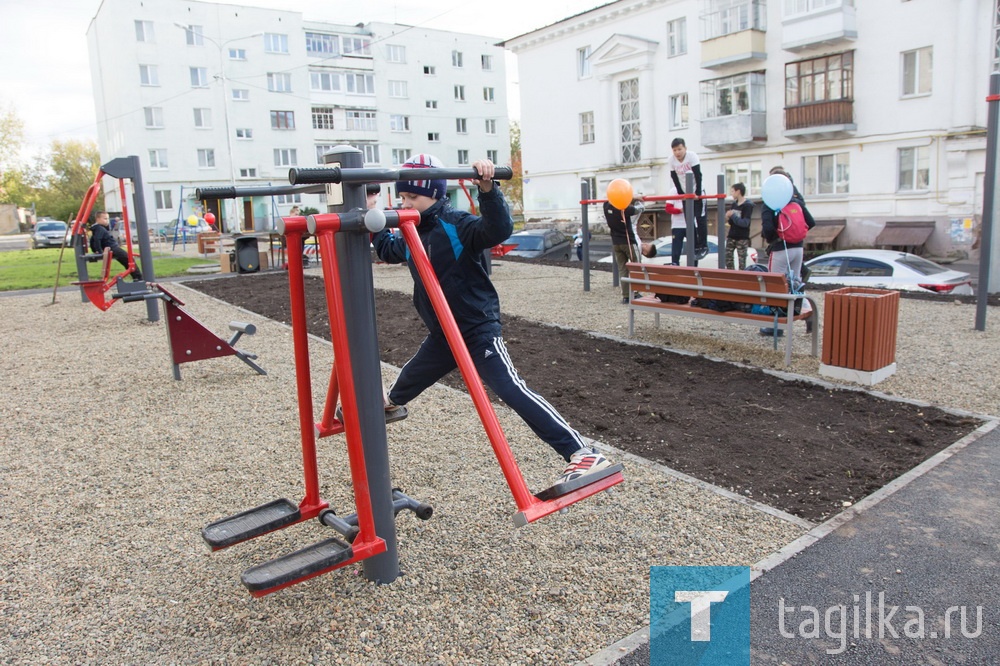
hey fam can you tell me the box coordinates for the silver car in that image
[804,250,974,296]
[32,220,70,249]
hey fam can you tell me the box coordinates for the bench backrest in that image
[626,262,794,307]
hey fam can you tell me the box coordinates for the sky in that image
[1,0,607,160]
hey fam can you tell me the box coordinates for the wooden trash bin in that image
[820,287,900,385]
[198,232,221,254]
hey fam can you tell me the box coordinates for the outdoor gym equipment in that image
[193,146,622,597]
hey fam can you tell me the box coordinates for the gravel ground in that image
[1,260,994,665]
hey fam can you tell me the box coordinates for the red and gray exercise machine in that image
[196,146,623,597]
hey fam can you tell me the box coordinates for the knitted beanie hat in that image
[396,153,447,200]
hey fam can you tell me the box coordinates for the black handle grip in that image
[196,186,236,199]
[288,165,513,186]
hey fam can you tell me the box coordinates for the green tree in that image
[36,139,102,222]
[501,121,523,217]
[0,102,34,206]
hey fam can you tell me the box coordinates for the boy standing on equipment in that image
[90,211,142,281]
[373,154,612,486]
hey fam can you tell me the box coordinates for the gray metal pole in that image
[976,73,999,330]
[717,174,727,269]
[685,172,696,265]
[580,180,591,292]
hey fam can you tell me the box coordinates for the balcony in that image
[700,0,767,68]
[701,112,767,151]
[700,29,767,68]
[784,100,856,139]
[782,1,857,52]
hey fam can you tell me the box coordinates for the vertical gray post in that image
[325,146,400,583]
[73,232,90,304]
[976,73,999,330]
[685,172,696,265]
[580,180,591,292]
[717,174,727,269]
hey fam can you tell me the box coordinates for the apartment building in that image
[87,0,508,232]
[504,0,993,256]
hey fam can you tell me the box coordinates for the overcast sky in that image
[1,0,605,160]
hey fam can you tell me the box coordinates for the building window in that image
[197,149,215,168]
[388,80,408,98]
[483,87,495,102]
[312,107,335,130]
[577,46,592,79]
[139,64,159,86]
[135,20,154,43]
[346,73,375,95]
[267,72,292,93]
[487,149,498,163]
[193,108,212,128]
[424,65,436,75]
[239,168,257,179]
[482,54,494,70]
[668,18,687,56]
[306,32,339,55]
[619,78,640,164]
[723,162,762,197]
[457,150,469,165]
[456,118,468,134]
[232,89,249,101]
[452,50,463,67]
[184,25,204,46]
[669,93,689,129]
[350,143,379,164]
[580,111,595,144]
[391,148,412,166]
[994,1,1000,72]
[485,118,497,135]
[701,72,766,118]
[264,33,289,54]
[190,67,208,88]
[343,37,371,56]
[229,48,247,60]
[390,115,410,132]
[386,44,406,63]
[901,46,933,97]
[275,193,302,204]
[802,153,850,195]
[700,0,766,40]
[148,149,168,169]
[143,106,164,128]
[454,85,465,101]
[270,111,295,130]
[236,128,253,139]
[428,132,440,142]
[786,52,854,106]
[154,190,173,210]
[426,100,438,109]
[784,0,855,18]
[274,148,298,167]
[310,70,340,92]
[345,110,377,131]
[315,144,337,163]
[898,146,930,191]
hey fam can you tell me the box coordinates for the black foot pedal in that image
[335,404,409,424]
[534,464,624,502]
[203,498,301,550]
[241,537,353,594]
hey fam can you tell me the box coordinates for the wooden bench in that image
[623,263,819,367]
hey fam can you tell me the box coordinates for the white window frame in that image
[901,46,933,97]
[273,148,298,167]
[485,118,497,135]
[350,143,379,164]
[310,70,340,92]
[306,32,339,56]
[700,72,766,118]
[457,150,469,166]
[232,89,249,102]
[424,65,436,75]
[486,149,498,164]
[481,54,494,71]
[580,111,595,144]
[154,190,173,210]
[389,114,411,132]
[264,33,289,54]
[391,148,412,166]
[197,148,215,168]
[345,110,377,131]
[483,87,495,102]
[190,67,209,88]
[452,50,463,67]
[723,162,763,197]
[386,44,406,63]
[346,73,375,95]
[238,168,257,179]
[802,153,850,195]
[428,132,440,142]
[897,145,930,192]
[315,144,337,164]
[275,193,302,204]
[184,25,204,46]
[235,128,253,139]
[267,72,292,93]
[619,78,641,164]
[700,0,767,40]
[135,20,154,43]
[343,37,371,56]
[148,149,168,169]
[783,0,853,19]
[426,100,438,110]
[193,107,212,128]
[228,48,247,60]
[143,106,164,128]
[454,85,466,101]
[388,80,408,98]
[577,46,592,79]
[668,18,687,57]
[139,64,159,86]
[456,118,468,134]
[669,93,689,129]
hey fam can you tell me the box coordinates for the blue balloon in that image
[761,174,793,211]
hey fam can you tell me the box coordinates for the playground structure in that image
[195,146,623,596]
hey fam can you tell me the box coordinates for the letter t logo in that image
[675,590,729,641]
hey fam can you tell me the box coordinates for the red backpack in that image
[777,202,809,244]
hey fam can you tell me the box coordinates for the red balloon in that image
[204,212,216,225]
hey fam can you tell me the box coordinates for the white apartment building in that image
[505,0,994,257]
[87,0,509,232]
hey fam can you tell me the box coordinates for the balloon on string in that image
[761,174,793,211]
[606,179,634,210]
[204,212,216,226]
[187,214,199,226]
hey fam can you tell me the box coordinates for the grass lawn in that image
[0,248,213,292]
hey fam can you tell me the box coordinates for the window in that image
[232,89,249,101]
[701,0,766,40]
[802,153,850,195]
[483,87,495,102]
[154,190,173,210]
[580,111,595,144]
[428,132,440,142]
[391,148,412,166]
[143,106,164,128]
[190,67,208,88]
[316,144,337,163]
[701,72,766,118]
[229,48,247,60]
[312,107,335,130]
[193,108,212,128]
[236,128,253,139]
[390,115,410,132]
[456,118,467,134]
[239,168,257,179]
[577,46,592,79]
[184,25,203,46]
[197,149,215,168]
[386,44,406,63]
[270,111,295,130]
[426,100,438,110]
[343,37,371,56]
[487,149,498,163]
[310,70,340,92]
[669,93,689,129]
[306,32,339,55]
[619,78,640,164]
[148,149,168,169]
[346,110,377,131]
[668,18,687,56]
[135,20,154,43]
[902,47,933,96]
[457,150,469,165]
[346,73,375,95]
[485,119,497,135]
[350,143,379,164]
[424,65,436,75]
[275,193,302,204]
[139,64,159,86]
[264,33,289,54]
[898,146,930,191]
[274,148,298,167]
[785,52,854,106]
[482,54,494,70]
[452,50,463,67]
[784,0,854,18]
[454,85,465,101]
[267,72,292,92]
[388,80,408,98]
[723,162,762,197]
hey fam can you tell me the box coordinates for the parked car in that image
[157,219,214,240]
[804,250,974,295]
[506,229,572,260]
[32,220,70,249]
[597,235,758,268]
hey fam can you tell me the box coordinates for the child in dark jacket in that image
[373,154,611,486]
[90,211,142,281]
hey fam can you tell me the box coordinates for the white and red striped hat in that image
[396,153,447,200]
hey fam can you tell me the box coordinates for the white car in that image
[804,250,974,295]
[598,235,758,268]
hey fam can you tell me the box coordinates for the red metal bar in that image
[316,365,344,438]
[70,171,105,237]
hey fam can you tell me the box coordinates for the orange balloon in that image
[606,179,634,210]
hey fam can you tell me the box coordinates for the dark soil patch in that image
[188,271,981,522]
